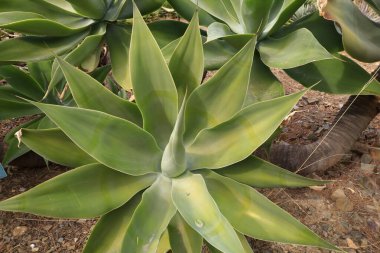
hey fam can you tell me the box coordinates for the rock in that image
[346,238,359,249]
[307,97,319,104]
[12,226,28,237]
[360,163,376,176]
[361,153,373,164]
[331,189,346,200]
[58,237,64,243]
[331,189,354,211]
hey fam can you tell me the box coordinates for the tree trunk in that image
[268,94,379,175]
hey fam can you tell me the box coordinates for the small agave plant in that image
[0,6,340,253]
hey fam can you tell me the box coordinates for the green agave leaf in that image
[244,54,284,106]
[241,0,275,34]
[122,176,176,253]
[89,64,112,83]
[57,57,142,126]
[80,43,103,72]
[274,12,343,53]
[172,173,245,253]
[157,230,171,253]
[285,54,380,95]
[184,38,256,144]
[118,0,166,19]
[189,0,242,33]
[204,39,239,70]
[27,60,53,90]
[206,232,253,253]
[0,31,88,62]
[0,85,40,120]
[258,28,333,69]
[65,0,107,19]
[48,25,106,95]
[130,4,178,148]
[320,0,380,62]
[27,101,162,176]
[216,156,328,188]
[167,0,217,26]
[161,100,187,178]
[104,0,128,21]
[0,65,44,101]
[186,90,306,170]
[83,194,142,253]
[169,12,204,104]
[106,23,132,90]
[263,0,307,36]
[2,117,41,165]
[206,22,234,42]
[0,164,156,218]
[21,128,96,167]
[168,213,203,253]
[149,20,188,48]
[201,171,339,250]
[0,11,93,37]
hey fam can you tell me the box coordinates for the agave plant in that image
[168,0,380,103]
[0,61,111,166]
[0,7,340,253]
[0,0,187,90]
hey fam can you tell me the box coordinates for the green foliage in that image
[0,7,340,253]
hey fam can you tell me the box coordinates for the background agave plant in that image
[0,60,111,166]
[0,6,341,253]
[0,0,188,91]
[168,0,380,104]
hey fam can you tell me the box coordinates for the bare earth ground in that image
[0,62,379,252]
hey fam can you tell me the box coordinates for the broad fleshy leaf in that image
[149,20,188,48]
[57,58,142,125]
[83,194,142,253]
[169,12,204,104]
[216,156,328,188]
[241,0,275,34]
[206,232,253,253]
[172,173,245,253]
[258,28,333,69]
[167,0,217,26]
[201,171,339,250]
[320,0,380,62]
[187,90,306,170]
[106,23,132,90]
[157,230,171,253]
[130,4,178,148]
[27,60,53,90]
[0,31,88,62]
[285,54,380,95]
[204,39,239,70]
[20,128,96,167]
[184,38,256,144]
[244,54,284,105]
[27,101,162,176]
[0,65,44,101]
[118,0,166,19]
[168,213,203,253]
[122,176,177,253]
[0,164,156,218]
[65,0,107,19]
[207,22,234,42]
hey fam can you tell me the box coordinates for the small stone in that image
[336,198,354,211]
[307,97,319,104]
[361,239,368,247]
[346,238,359,249]
[12,226,28,237]
[331,189,346,200]
[43,225,53,231]
[57,237,64,243]
[361,153,373,164]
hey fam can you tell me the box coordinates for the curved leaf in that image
[21,128,96,167]
[27,60,53,90]
[204,39,238,70]
[169,12,204,104]
[83,194,142,253]
[27,101,162,176]
[168,213,203,253]
[216,156,328,188]
[201,171,339,250]
[57,57,142,126]
[106,23,132,90]
[0,164,156,218]
[0,31,88,62]
[130,4,178,148]
[118,0,166,19]
[258,28,332,69]
[184,38,256,144]
[207,22,234,42]
[320,0,380,62]
[149,20,188,48]
[0,11,93,36]
[187,91,306,170]
[65,0,107,19]
[167,0,217,26]
[122,176,176,253]
[285,54,380,95]
[0,65,44,100]
[241,0,275,34]
[172,173,245,253]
